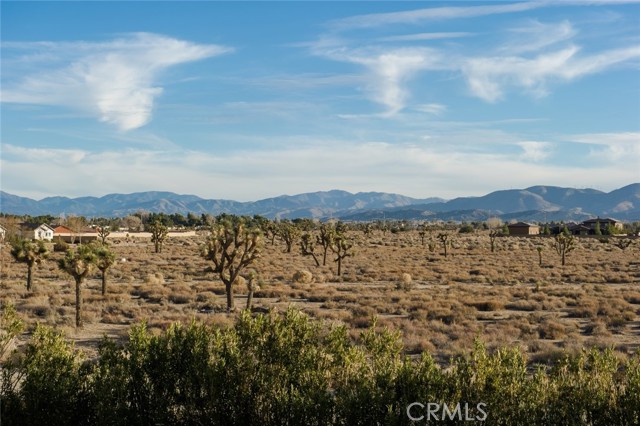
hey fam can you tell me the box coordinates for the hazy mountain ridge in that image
[0,184,638,221]
[0,189,444,219]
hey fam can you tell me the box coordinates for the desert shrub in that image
[538,318,567,339]
[468,300,504,312]
[396,273,414,291]
[292,269,313,284]
[458,224,475,234]
[53,240,69,253]
[505,300,538,312]
[144,272,164,285]
[2,309,640,425]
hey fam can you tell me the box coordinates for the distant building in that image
[20,223,55,241]
[568,224,591,236]
[581,218,623,232]
[52,225,98,243]
[507,222,540,236]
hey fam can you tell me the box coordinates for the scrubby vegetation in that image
[1,215,639,423]
[1,308,639,425]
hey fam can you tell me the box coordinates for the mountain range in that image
[1,184,638,221]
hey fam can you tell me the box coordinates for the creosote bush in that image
[1,309,639,426]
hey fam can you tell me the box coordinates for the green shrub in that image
[1,309,639,425]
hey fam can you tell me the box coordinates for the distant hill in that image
[336,184,640,222]
[1,184,638,221]
[0,189,443,219]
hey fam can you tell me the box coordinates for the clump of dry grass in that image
[292,270,313,284]
[144,273,164,285]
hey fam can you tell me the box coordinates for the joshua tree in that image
[97,226,111,245]
[300,233,320,267]
[147,220,168,253]
[94,244,116,295]
[362,223,373,238]
[437,233,450,258]
[553,234,576,266]
[278,221,301,253]
[58,244,97,327]
[245,270,260,310]
[489,230,502,253]
[316,223,335,266]
[536,246,544,266]
[418,228,427,246]
[331,233,354,276]
[10,239,48,291]
[264,222,278,246]
[201,219,261,312]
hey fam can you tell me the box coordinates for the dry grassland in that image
[2,231,639,365]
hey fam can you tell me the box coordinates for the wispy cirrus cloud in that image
[499,19,576,54]
[566,132,640,162]
[378,32,473,42]
[462,45,640,102]
[313,5,640,110]
[1,33,231,131]
[329,2,541,31]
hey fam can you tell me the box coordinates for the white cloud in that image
[517,141,552,161]
[379,32,473,42]
[500,20,576,54]
[566,132,640,163]
[462,45,640,102]
[414,103,447,115]
[1,33,231,131]
[312,45,443,115]
[330,2,541,31]
[2,140,636,201]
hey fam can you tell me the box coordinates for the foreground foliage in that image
[1,309,639,426]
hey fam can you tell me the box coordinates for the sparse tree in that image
[65,215,87,244]
[594,221,602,236]
[362,223,373,238]
[485,217,503,229]
[121,215,142,232]
[331,233,354,276]
[553,234,576,266]
[201,219,261,312]
[437,233,450,258]
[147,220,169,253]
[58,244,97,327]
[10,239,48,291]
[489,230,502,253]
[300,233,320,267]
[97,226,111,245]
[264,222,278,246]
[605,223,618,236]
[316,223,335,266]
[278,221,301,253]
[94,243,116,296]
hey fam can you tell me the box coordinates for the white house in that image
[21,223,55,241]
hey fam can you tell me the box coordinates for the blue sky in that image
[1,1,639,201]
